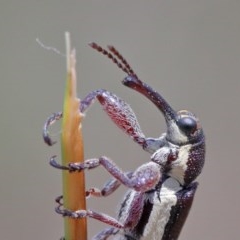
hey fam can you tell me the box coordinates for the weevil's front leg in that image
[43,112,63,146]
[143,134,168,154]
[42,90,164,153]
[80,89,146,147]
[151,146,179,165]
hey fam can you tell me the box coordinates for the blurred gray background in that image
[0,0,239,239]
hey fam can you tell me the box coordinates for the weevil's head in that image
[163,109,205,185]
[149,93,205,185]
[165,109,204,146]
[123,76,204,146]
[123,76,205,185]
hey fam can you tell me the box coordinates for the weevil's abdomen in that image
[116,178,197,240]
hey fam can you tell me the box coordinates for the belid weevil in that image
[43,43,205,240]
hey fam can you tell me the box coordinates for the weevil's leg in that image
[49,155,70,170]
[50,155,100,171]
[93,227,119,240]
[86,172,133,198]
[55,195,63,206]
[43,112,63,146]
[143,134,168,154]
[55,195,124,228]
[69,157,161,193]
[80,89,146,147]
[86,181,121,198]
[96,157,162,192]
[56,205,125,229]
[52,155,161,193]
[56,192,145,234]
[151,146,179,166]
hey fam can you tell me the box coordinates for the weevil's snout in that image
[122,76,203,145]
[166,110,202,145]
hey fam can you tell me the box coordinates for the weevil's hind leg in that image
[80,89,146,147]
[56,206,124,229]
[55,196,124,228]
[93,227,119,240]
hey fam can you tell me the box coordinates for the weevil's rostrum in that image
[43,43,205,240]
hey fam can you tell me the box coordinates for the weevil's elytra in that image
[43,43,205,240]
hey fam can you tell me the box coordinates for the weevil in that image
[43,43,205,240]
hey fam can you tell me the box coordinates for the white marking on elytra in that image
[142,178,182,240]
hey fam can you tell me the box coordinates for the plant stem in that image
[61,32,87,240]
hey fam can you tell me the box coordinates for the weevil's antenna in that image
[89,42,138,78]
[107,45,137,77]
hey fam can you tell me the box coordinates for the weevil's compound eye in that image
[177,117,198,135]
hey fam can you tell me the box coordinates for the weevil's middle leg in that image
[86,172,133,198]
[86,180,121,198]
[69,156,161,193]
[50,155,100,171]
[80,89,146,147]
[51,155,161,193]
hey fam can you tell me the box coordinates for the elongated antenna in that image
[89,42,176,121]
[89,42,138,78]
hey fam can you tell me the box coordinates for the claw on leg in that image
[43,112,63,146]
[49,155,70,170]
[49,155,100,172]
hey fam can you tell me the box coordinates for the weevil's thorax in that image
[164,110,205,186]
